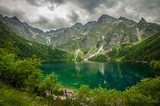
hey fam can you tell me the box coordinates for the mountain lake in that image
[40,62,158,91]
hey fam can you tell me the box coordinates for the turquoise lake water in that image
[40,62,157,91]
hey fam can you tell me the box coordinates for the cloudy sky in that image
[0,0,159,31]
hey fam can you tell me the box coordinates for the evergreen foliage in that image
[123,33,160,62]
[0,21,68,61]
[75,76,160,105]
[107,33,160,62]
[1,76,160,105]
[123,76,160,105]
[0,48,42,91]
[88,54,108,62]
[38,73,62,96]
[76,85,121,105]
[150,60,160,72]
[0,48,62,95]
[0,82,35,106]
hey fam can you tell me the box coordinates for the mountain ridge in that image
[0,14,160,61]
[0,20,69,61]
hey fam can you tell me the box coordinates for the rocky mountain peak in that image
[11,16,20,21]
[71,22,84,31]
[99,14,112,18]
[74,22,83,26]
[137,17,147,29]
[119,16,136,25]
[86,21,96,25]
[119,16,128,20]
[97,14,116,23]
[139,18,147,24]
[119,17,133,22]
[72,22,83,28]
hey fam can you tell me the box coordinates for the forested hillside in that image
[108,33,160,62]
[124,33,160,62]
[1,14,160,61]
[0,21,69,61]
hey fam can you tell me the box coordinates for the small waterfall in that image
[46,37,51,44]
[136,28,141,41]
[84,44,104,61]
[75,49,80,62]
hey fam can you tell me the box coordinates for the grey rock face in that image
[0,14,160,53]
[97,15,117,23]
[119,17,136,25]
[0,14,46,44]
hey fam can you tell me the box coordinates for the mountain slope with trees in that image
[1,14,160,58]
[107,33,160,62]
[0,21,69,61]
[124,33,160,62]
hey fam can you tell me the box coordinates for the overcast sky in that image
[0,0,159,31]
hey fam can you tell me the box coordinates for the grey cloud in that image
[0,0,160,31]
[100,0,120,9]
[26,0,40,6]
[72,0,118,14]
[0,5,25,21]
[50,0,64,4]
[26,0,64,6]
[103,0,160,23]
[26,0,65,11]
[34,16,49,25]
[74,0,102,13]
[45,19,69,30]
[44,19,70,31]
[127,0,160,14]
[68,11,80,23]
[30,16,70,31]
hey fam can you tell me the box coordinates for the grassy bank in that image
[1,76,160,106]
[0,81,37,106]
[0,81,78,106]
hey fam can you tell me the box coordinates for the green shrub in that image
[76,77,160,106]
[150,60,160,72]
[88,54,108,62]
[0,48,42,92]
[76,85,122,105]
[123,76,160,106]
[38,72,62,96]
[91,87,122,105]
[0,82,33,106]
[75,85,92,105]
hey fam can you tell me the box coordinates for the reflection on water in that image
[40,62,157,90]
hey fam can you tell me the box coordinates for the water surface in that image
[40,62,157,90]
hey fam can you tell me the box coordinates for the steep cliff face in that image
[0,15,46,44]
[137,18,160,38]
[0,14,160,60]
[0,21,68,60]
[59,15,160,52]
[45,23,85,47]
